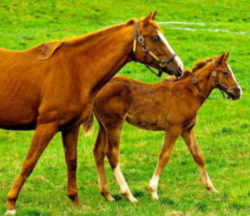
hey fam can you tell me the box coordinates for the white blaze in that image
[157,30,184,70]
[228,64,242,96]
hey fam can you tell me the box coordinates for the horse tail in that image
[82,112,94,137]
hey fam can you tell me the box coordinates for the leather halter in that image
[191,74,207,98]
[132,22,177,77]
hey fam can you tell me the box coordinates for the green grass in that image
[0,0,249,215]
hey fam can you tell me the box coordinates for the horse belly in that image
[126,99,167,131]
[126,113,165,131]
[0,99,38,130]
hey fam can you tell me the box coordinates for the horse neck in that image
[193,63,216,102]
[65,23,134,95]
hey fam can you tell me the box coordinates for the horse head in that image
[211,52,242,100]
[132,11,183,78]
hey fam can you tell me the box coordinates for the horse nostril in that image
[177,67,183,77]
[236,88,242,97]
[231,87,242,99]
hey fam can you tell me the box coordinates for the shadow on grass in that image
[17,209,51,216]
[112,190,145,201]
[161,197,175,206]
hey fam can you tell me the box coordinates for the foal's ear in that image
[151,11,157,20]
[217,52,230,65]
[224,52,230,61]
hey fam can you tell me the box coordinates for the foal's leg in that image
[62,126,81,205]
[181,128,218,193]
[93,123,114,201]
[106,124,137,202]
[149,128,181,200]
[6,122,58,215]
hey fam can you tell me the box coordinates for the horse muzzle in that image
[161,65,183,78]
[226,86,242,100]
[159,54,183,78]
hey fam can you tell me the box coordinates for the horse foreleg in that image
[62,126,81,205]
[149,128,180,200]
[93,124,114,201]
[6,122,58,215]
[106,125,137,202]
[181,128,218,193]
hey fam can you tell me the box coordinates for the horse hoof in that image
[210,188,219,193]
[149,186,159,200]
[207,186,218,193]
[106,195,115,202]
[5,210,16,215]
[129,196,138,203]
[73,199,82,206]
[151,192,159,200]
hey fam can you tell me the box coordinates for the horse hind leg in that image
[106,123,137,203]
[6,122,58,215]
[93,122,114,201]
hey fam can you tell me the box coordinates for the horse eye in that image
[222,71,228,76]
[151,35,160,42]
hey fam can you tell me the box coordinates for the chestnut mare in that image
[1,12,184,214]
[84,53,242,202]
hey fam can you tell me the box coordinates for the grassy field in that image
[0,0,249,215]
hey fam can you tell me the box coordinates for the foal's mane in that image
[165,57,214,82]
[192,58,213,73]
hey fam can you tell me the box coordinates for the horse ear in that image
[217,52,227,65]
[38,41,63,60]
[143,11,154,26]
[224,52,230,61]
[151,11,157,20]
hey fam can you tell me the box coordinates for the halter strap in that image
[191,73,206,98]
[191,60,230,99]
[132,21,177,77]
[211,60,229,98]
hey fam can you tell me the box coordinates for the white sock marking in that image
[114,165,137,202]
[149,174,160,199]
[114,165,129,193]
[175,55,184,70]
[228,64,242,96]
[149,174,159,190]
[5,210,16,215]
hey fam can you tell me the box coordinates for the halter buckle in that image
[138,35,144,44]
[192,76,198,84]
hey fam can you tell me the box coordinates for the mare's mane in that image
[64,18,162,47]
[64,19,136,46]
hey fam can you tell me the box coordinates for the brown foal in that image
[1,12,184,214]
[84,53,242,202]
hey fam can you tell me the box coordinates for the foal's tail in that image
[82,112,94,137]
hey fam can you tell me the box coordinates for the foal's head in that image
[133,11,183,77]
[195,53,242,100]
